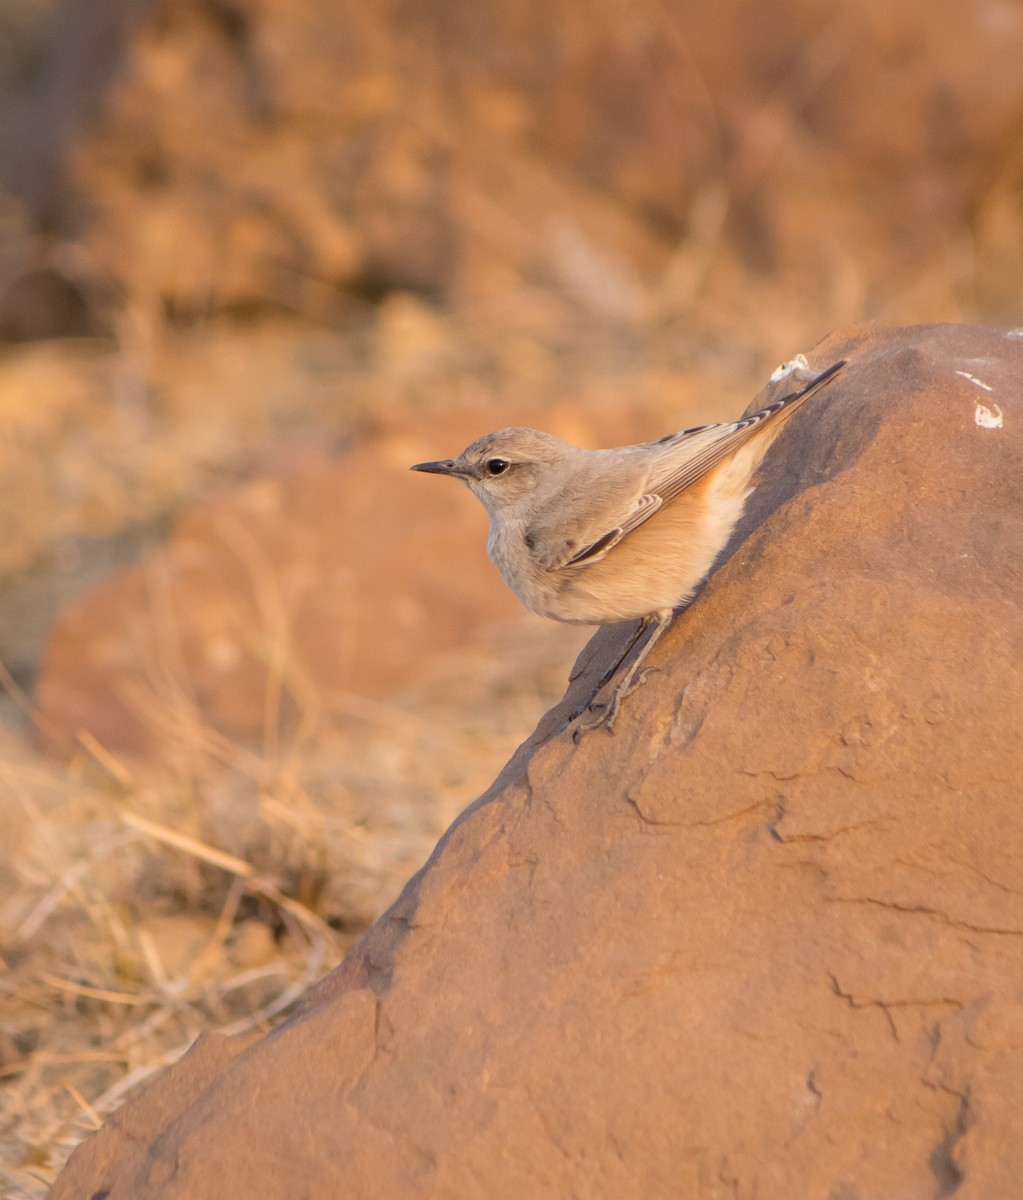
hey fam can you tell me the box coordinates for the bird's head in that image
[411,428,574,514]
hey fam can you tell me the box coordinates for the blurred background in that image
[2,0,1022,1189]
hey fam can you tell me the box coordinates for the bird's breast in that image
[486,519,572,621]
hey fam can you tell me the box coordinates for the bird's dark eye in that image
[485,458,510,476]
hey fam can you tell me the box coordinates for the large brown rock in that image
[49,323,1023,1197]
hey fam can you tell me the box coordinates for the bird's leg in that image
[611,609,673,701]
[589,617,651,699]
[574,608,674,736]
[567,617,648,726]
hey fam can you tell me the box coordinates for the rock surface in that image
[49,323,1023,1198]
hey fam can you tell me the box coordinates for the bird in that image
[411,359,846,731]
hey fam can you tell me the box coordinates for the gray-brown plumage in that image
[412,359,846,730]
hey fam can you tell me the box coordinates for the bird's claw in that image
[572,664,662,738]
[572,695,621,739]
[616,666,659,702]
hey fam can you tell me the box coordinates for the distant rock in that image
[48,324,1023,1197]
[33,431,521,758]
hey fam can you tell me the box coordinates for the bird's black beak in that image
[410,459,457,476]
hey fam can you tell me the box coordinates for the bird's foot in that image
[572,695,619,739]
[616,666,660,702]
[572,667,661,739]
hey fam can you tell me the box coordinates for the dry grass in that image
[0,614,587,1196]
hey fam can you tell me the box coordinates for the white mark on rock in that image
[770,353,809,383]
[975,402,1004,430]
[1005,329,1023,339]
[956,369,993,392]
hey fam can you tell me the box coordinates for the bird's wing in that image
[565,493,663,565]
[530,360,845,573]
[531,491,662,571]
[620,359,846,532]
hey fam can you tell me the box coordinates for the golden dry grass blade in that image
[119,811,339,943]
[119,812,255,878]
[35,975,149,1007]
[74,730,135,788]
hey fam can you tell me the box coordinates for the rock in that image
[33,433,523,757]
[47,324,1023,1197]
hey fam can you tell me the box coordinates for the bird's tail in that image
[746,358,848,434]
